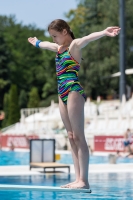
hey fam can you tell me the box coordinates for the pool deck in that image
[0,163,133,176]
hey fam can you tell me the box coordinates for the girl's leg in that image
[67,91,90,189]
[58,96,80,187]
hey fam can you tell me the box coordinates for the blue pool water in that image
[0,173,133,200]
[0,151,133,165]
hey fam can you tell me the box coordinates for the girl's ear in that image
[62,29,67,35]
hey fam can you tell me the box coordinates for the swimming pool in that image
[0,151,133,165]
[0,173,133,200]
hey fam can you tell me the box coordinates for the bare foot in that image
[61,180,78,188]
[69,180,90,189]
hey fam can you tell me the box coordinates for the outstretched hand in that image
[28,37,38,46]
[104,27,121,37]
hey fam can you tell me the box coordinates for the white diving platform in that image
[0,184,91,193]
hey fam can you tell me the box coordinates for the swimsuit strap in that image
[58,46,61,53]
[58,46,69,54]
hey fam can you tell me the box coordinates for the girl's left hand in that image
[28,37,38,46]
[104,27,121,37]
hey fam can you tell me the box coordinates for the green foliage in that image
[8,84,20,125]
[80,0,118,99]
[0,14,58,112]
[39,94,58,107]
[41,49,57,99]
[1,93,9,127]
[0,31,11,108]
[27,87,40,108]
[125,0,133,87]
[66,0,133,99]
[65,5,87,38]
[0,79,9,89]
[19,89,28,109]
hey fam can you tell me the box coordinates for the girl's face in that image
[49,29,67,45]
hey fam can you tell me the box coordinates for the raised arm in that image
[28,37,58,52]
[74,27,121,49]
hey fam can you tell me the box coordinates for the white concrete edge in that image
[0,164,133,176]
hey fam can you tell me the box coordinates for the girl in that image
[28,19,120,189]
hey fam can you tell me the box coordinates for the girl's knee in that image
[73,134,86,145]
[73,135,80,143]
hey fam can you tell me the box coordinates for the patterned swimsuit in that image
[55,47,86,104]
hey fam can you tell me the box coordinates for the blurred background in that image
[0,0,133,156]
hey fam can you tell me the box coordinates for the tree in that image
[125,0,133,94]
[65,4,87,38]
[65,0,133,99]
[8,84,20,125]
[0,15,58,110]
[0,32,10,109]
[66,0,121,99]
[19,89,28,109]
[27,87,40,108]
[1,93,9,128]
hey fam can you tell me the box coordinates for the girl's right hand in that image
[28,37,38,46]
[104,27,121,37]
